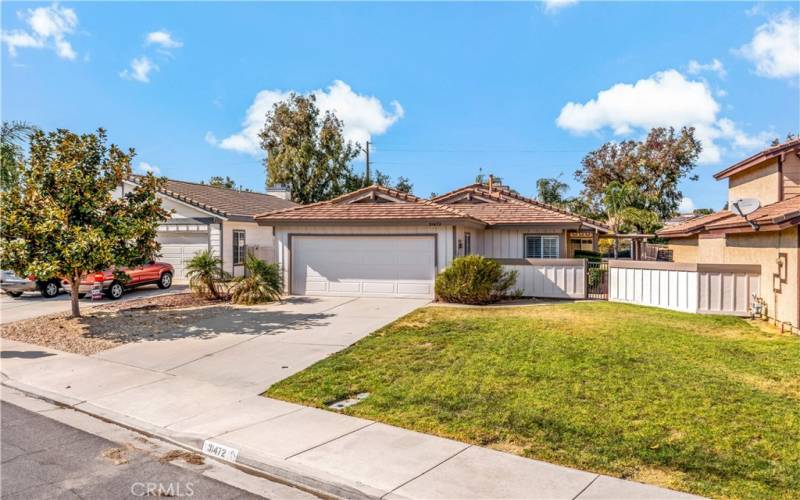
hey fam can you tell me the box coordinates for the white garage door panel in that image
[293,236,435,298]
[157,232,209,280]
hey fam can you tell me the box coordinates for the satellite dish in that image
[731,198,760,217]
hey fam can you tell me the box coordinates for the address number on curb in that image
[202,440,239,462]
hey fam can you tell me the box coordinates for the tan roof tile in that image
[132,176,296,219]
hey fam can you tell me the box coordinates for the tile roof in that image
[658,196,800,236]
[131,176,296,219]
[432,184,611,231]
[714,137,800,180]
[256,185,483,224]
[257,183,612,231]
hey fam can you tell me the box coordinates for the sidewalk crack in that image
[284,421,376,460]
[381,444,471,499]
[572,474,601,499]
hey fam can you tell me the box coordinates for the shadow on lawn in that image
[77,296,334,344]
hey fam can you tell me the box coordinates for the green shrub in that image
[231,252,283,305]
[185,250,229,299]
[435,255,518,305]
[574,250,602,262]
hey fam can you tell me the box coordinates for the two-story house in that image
[658,138,800,333]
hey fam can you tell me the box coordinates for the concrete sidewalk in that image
[1,338,700,500]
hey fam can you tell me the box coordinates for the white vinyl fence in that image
[499,259,586,299]
[608,260,760,316]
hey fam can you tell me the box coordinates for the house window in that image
[233,229,246,265]
[525,235,560,259]
[464,232,472,255]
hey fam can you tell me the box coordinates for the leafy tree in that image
[259,94,359,204]
[770,132,797,147]
[185,250,229,300]
[618,207,662,234]
[1,121,37,191]
[203,175,252,192]
[536,176,568,205]
[0,128,167,317]
[575,127,702,219]
[231,251,282,304]
[394,176,413,194]
[603,181,638,234]
[370,169,413,193]
[693,208,715,215]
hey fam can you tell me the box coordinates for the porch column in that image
[592,229,599,253]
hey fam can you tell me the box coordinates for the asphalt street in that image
[1,401,260,499]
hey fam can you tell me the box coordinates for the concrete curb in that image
[2,377,378,500]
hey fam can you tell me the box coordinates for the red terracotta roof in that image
[432,184,611,231]
[658,196,800,237]
[714,137,800,180]
[130,175,296,219]
[257,183,612,231]
[256,185,483,224]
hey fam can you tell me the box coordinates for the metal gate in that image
[586,261,609,300]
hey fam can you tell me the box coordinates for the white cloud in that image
[145,30,183,50]
[678,197,695,213]
[687,58,726,78]
[0,3,78,60]
[737,11,800,79]
[136,162,161,175]
[120,56,158,83]
[210,80,404,156]
[556,69,770,164]
[543,0,578,14]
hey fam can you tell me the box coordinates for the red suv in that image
[65,261,174,300]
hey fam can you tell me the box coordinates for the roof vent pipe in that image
[488,174,494,193]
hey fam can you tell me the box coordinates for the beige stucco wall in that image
[666,237,699,262]
[674,227,799,333]
[728,161,780,205]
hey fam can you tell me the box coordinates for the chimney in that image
[488,174,494,192]
[266,183,291,201]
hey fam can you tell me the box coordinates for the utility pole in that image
[364,140,371,186]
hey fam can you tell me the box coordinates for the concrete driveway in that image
[92,296,428,392]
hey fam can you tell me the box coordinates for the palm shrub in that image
[185,250,229,299]
[435,255,518,305]
[231,252,283,305]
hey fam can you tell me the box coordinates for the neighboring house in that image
[256,181,610,299]
[118,177,296,280]
[658,138,800,333]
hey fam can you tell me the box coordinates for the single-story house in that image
[658,138,800,333]
[256,181,610,299]
[117,177,296,280]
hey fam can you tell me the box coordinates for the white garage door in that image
[292,235,435,299]
[157,232,209,280]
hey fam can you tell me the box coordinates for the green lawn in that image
[266,302,800,499]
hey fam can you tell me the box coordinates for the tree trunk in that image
[70,273,81,318]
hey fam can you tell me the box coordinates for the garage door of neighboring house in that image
[157,232,209,280]
[291,235,435,299]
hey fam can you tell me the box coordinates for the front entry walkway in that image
[1,296,699,499]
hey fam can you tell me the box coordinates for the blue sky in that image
[3,2,799,211]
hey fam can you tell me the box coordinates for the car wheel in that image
[106,281,124,300]
[77,293,86,299]
[40,280,60,298]
[157,272,172,289]
[6,291,23,298]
